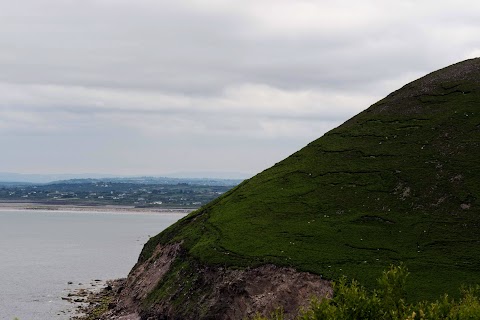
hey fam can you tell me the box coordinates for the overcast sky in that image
[1,0,479,177]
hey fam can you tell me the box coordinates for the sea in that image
[0,209,187,320]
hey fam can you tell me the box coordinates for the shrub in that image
[257,264,480,320]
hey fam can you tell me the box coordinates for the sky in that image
[1,0,480,177]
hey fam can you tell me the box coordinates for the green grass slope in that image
[142,58,480,302]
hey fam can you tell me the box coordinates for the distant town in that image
[0,177,244,208]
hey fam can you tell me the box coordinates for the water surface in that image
[0,209,186,320]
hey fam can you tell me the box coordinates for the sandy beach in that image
[0,201,195,214]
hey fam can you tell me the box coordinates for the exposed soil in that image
[84,243,332,320]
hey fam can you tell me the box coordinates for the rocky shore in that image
[69,279,127,320]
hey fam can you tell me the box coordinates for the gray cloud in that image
[1,0,479,175]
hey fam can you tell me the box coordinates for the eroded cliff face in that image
[102,242,332,320]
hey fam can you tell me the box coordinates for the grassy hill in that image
[139,58,480,309]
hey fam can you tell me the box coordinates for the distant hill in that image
[102,59,480,319]
[163,171,253,180]
[0,173,246,186]
[48,177,243,187]
[0,172,118,184]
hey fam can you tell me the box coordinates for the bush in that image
[257,264,480,320]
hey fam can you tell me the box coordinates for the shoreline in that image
[69,278,127,320]
[0,202,188,320]
[0,201,195,214]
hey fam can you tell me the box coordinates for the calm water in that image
[0,209,186,320]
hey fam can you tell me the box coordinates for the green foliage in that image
[77,296,113,320]
[283,265,480,320]
[443,287,480,319]
[377,263,409,317]
[252,308,285,320]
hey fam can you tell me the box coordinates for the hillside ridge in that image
[100,58,480,319]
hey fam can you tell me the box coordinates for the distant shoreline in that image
[0,201,195,214]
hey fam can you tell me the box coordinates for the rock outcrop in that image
[103,243,331,319]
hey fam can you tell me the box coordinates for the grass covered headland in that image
[137,58,480,315]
